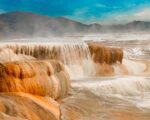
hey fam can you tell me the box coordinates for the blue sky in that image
[0,0,150,24]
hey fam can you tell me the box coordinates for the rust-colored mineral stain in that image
[0,60,71,120]
[0,60,70,99]
[88,42,123,64]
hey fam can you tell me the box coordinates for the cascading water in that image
[60,43,94,79]
[0,42,95,79]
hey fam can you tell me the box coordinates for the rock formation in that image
[0,93,60,120]
[0,60,71,120]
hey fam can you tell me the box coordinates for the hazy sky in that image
[0,0,150,24]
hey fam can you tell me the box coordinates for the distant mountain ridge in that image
[0,11,150,39]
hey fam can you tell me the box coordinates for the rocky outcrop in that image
[0,60,71,120]
[0,60,70,99]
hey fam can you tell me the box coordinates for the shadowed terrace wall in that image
[88,42,123,76]
[88,42,123,64]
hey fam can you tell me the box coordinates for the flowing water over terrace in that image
[60,39,150,120]
[0,42,94,79]
[0,38,150,120]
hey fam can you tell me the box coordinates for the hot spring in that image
[0,37,149,120]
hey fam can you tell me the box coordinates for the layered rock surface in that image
[0,60,71,120]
